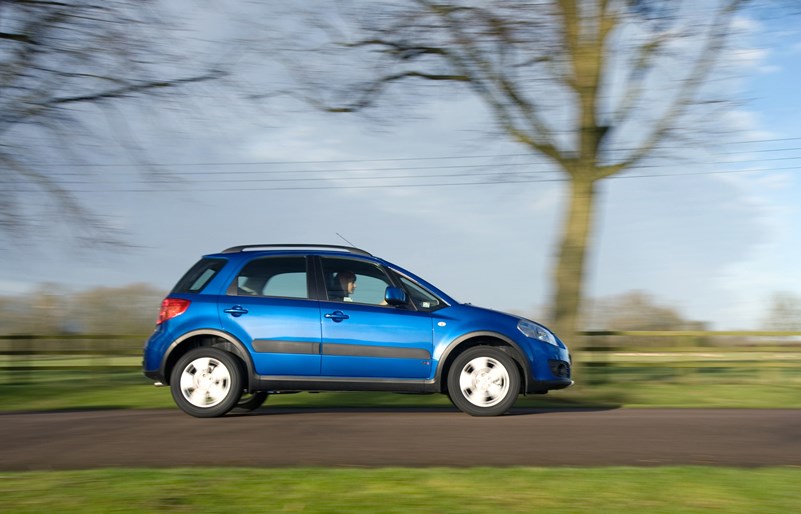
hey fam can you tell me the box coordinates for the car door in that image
[219,255,321,376]
[318,256,433,379]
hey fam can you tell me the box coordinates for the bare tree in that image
[761,292,801,331]
[584,290,709,348]
[586,291,706,332]
[257,0,752,341]
[0,0,223,242]
[0,283,164,334]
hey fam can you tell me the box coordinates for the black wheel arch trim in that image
[435,331,530,388]
[160,329,255,386]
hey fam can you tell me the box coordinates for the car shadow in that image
[505,405,622,416]
[232,403,621,417]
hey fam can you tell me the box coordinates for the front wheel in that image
[235,391,269,412]
[447,346,520,416]
[170,347,243,418]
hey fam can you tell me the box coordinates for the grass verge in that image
[1,467,800,513]
[1,368,800,411]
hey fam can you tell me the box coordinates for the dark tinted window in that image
[172,258,227,293]
[232,256,309,299]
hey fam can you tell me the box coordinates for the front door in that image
[318,257,433,379]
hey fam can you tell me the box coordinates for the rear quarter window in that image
[172,258,227,293]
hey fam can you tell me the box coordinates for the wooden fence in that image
[1,331,799,382]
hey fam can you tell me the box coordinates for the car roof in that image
[219,244,373,257]
[201,244,459,305]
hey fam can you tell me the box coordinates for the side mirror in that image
[384,287,408,306]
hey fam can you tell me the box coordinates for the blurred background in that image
[1,0,799,409]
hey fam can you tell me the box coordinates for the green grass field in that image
[1,467,800,513]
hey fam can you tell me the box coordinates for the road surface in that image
[1,408,799,470]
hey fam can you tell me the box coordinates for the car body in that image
[143,244,572,417]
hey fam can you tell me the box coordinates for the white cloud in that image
[731,15,761,33]
[723,14,781,74]
[728,47,778,73]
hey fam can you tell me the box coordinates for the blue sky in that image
[2,5,800,330]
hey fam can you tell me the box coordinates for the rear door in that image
[219,255,321,376]
[318,256,433,379]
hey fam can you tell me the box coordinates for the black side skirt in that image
[251,375,439,394]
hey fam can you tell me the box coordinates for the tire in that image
[447,346,520,416]
[170,347,243,418]
[234,391,269,412]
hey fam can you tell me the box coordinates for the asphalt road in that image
[1,408,799,470]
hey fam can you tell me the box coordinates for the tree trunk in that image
[551,177,598,346]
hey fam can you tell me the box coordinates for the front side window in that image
[321,257,393,306]
[231,256,308,299]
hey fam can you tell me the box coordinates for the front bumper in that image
[526,377,574,394]
[144,368,166,383]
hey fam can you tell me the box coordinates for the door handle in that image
[324,310,349,322]
[224,305,249,317]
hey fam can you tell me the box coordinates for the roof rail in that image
[221,244,373,257]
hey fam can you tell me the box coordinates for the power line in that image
[20,152,801,188]
[9,135,801,193]
[26,147,801,181]
[12,164,801,194]
[28,153,539,169]
[21,136,801,172]
[28,169,560,186]
[32,161,559,178]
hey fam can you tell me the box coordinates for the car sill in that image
[252,375,439,394]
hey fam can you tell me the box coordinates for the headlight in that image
[517,320,558,346]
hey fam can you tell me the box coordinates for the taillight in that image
[157,298,190,324]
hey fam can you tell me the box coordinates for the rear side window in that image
[231,256,309,299]
[172,258,227,293]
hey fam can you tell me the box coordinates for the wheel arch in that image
[161,329,254,386]
[435,331,529,394]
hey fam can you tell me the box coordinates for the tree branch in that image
[599,0,746,178]
[611,30,674,130]
[421,0,563,164]
[47,70,227,106]
[300,70,469,113]
[343,38,449,59]
[0,32,35,43]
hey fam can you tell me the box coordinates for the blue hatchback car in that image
[143,244,572,417]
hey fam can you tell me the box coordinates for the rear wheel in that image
[447,346,520,416]
[170,347,243,418]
